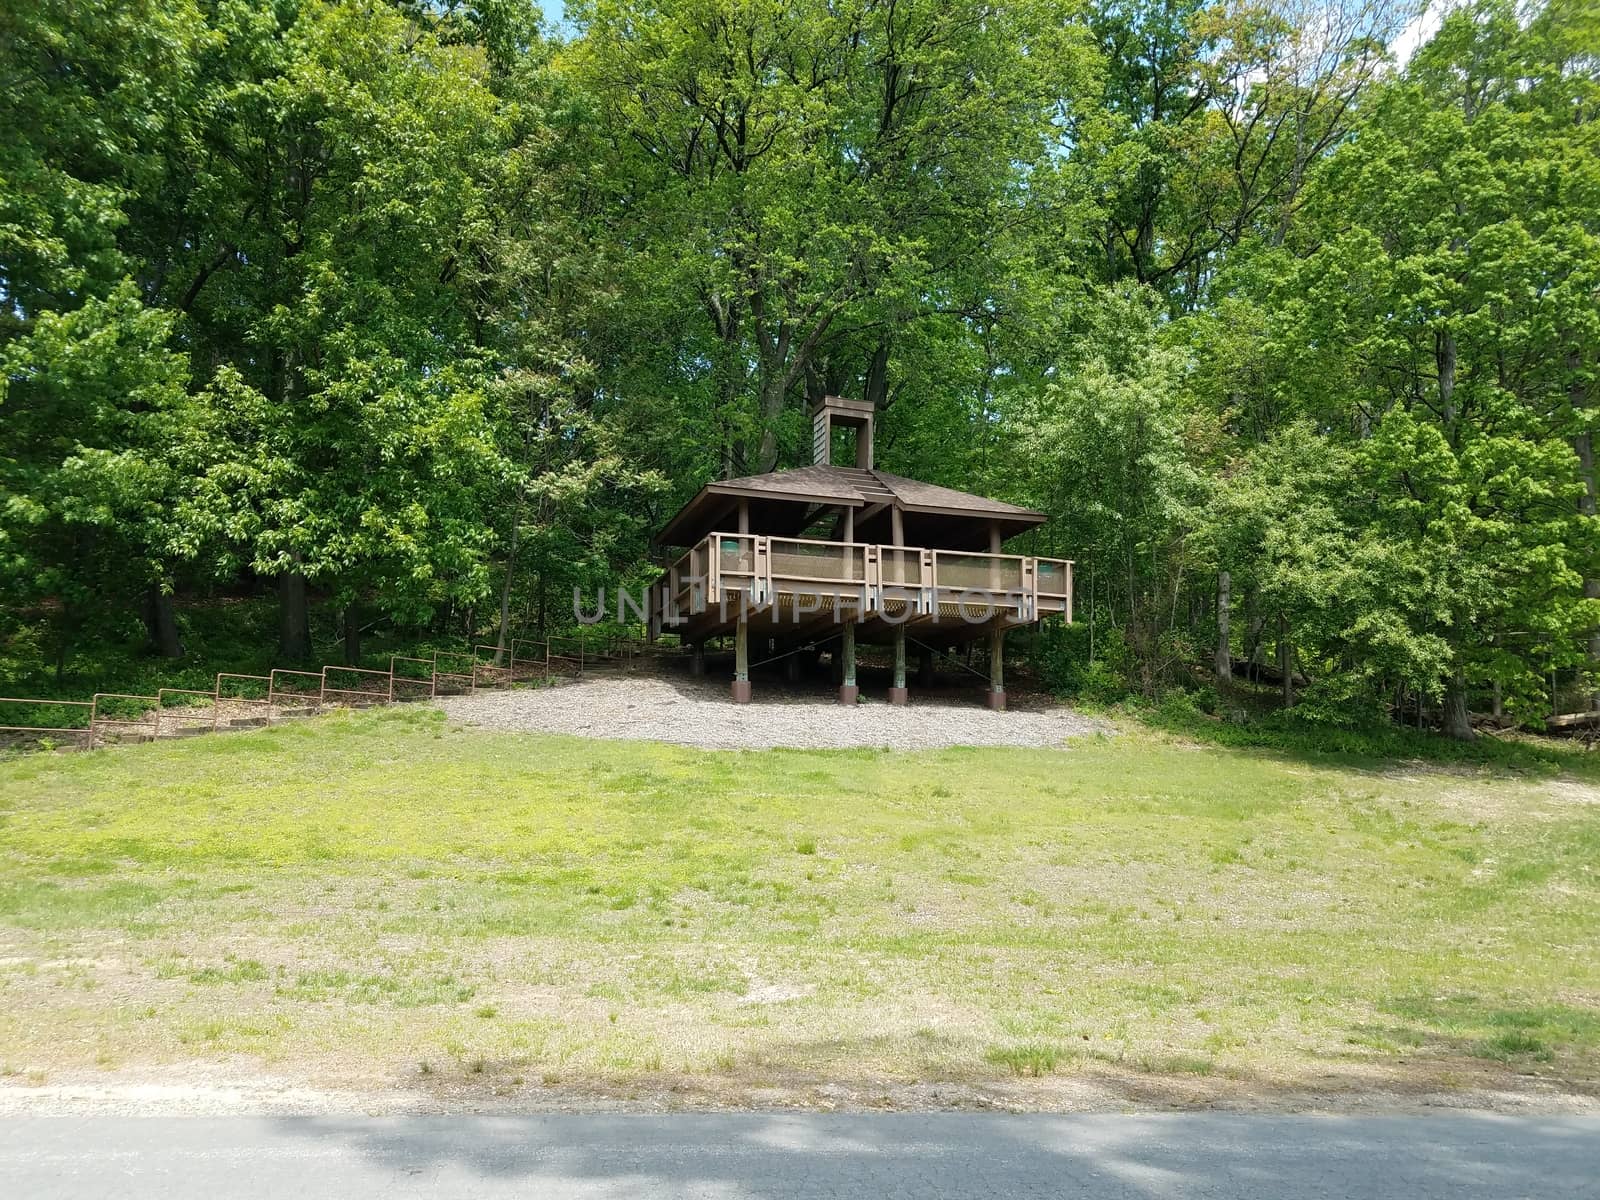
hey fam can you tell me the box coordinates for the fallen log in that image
[1545,710,1600,731]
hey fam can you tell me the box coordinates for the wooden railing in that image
[657,532,1073,627]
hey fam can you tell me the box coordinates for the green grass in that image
[0,705,1597,1102]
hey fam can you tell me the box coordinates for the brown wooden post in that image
[690,641,706,677]
[738,499,750,535]
[889,625,908,705]
[843,505,854,543]
[918,645,935,688]
[986,621,1006,710]
[732,619,751,703]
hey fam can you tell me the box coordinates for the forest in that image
[2,0,1597,740]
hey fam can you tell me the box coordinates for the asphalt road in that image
[2,1113,1596,1199]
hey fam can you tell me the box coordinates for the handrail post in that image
[706,534,720,608]
[753,535,770,607]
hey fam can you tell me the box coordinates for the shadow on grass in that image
[1138,701,1600,780]
[1342,995,1600,1072]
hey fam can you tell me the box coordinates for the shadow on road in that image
[261,1111,1599,1198]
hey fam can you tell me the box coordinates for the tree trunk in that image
[54,610,71,686]
[1571,351,1599,710]
[1443,673,1475,741]
[494,508,520,666]
[278,561,311,661]
[863,339,891,410]
[143,585,183,659]
[1437,327,1458,432]
[1214,570,1231,683]
[756,372,787,473]
[1278,615,1293,709]
[343,604,360,666]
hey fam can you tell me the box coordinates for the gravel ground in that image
[435,670,1108,750]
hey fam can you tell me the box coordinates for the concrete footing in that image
[887,686,909,706]
[837,684,859,706]
[985,689,1007,711]
[731,680,752,704]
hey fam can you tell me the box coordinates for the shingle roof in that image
[709,465,1043,517]
[654,464,1045,547]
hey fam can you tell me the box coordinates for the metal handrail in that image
[156,688,222,733]
[320,665,394,704]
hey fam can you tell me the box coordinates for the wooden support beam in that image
[732,619,751,703]
[889,625,908,705]
[986,621,1006,710]
[838,621,858,704]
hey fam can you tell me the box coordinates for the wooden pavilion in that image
[649,396,1073,706]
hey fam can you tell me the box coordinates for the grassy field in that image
[0,704,1597,1109]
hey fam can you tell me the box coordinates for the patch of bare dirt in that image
[2,1059,1595,1118]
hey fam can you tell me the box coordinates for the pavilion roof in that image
[654,464,1046,550]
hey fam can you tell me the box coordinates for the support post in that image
[731,621,751,703]
[690,641,706,677]
[986,622,1006,710]
[785,649,802,683]
[918,645,935,688]
[838,621,858,705]
[988,521,1002,605]
[889,626,908,705]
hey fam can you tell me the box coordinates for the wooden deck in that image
[653,531,1072,644]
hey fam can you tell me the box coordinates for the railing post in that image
[864,544,880,614]
[753,535,770,607]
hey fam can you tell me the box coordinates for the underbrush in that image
[1138,687,1596,776]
